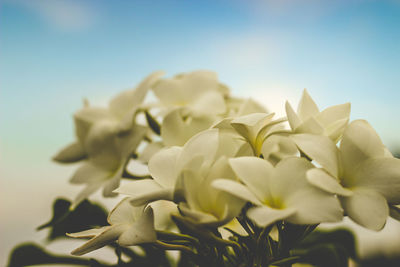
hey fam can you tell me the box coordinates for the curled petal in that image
[247,206,296,227]
[307,168,353,197]
[70,224,128,256]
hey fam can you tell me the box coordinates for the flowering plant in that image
[8,71,400,267]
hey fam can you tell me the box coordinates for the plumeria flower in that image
[53,72,164,206]
[177,156,246,226]
[53,71,164,163]
[215,113,287,157]
[116,129,248,227]
[261,135,298,165]
[115,129,222,205]
[224,97,267,117]
[213,157,343,227]
[285,89,350,143]
[68,198,156,256]
[70,123,146,206]
[292,120,400,230]
[161,108,217,146]
[152,70,227,116]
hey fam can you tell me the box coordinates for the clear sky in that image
[1,0,400,264]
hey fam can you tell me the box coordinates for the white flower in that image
[116,129,248,226]
[161,108,216,146]
[152,70,227,116]
[285,89,350,142]
[53,72,163,206]
[53,71,164,163]
[70,123,146,206]
[261,135,298,165]
[68,198,156,256]
[293,120,400,230]
[177,156,246,226]
[215,113,286,157]
[224,97,267,117]
[213,157,343,227]
[115,129,221,205]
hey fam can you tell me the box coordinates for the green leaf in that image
[38,198,108,241]
[7,242,102,267]
[270,256,301,266]
[291,229,356,267]
[145,110,161,135]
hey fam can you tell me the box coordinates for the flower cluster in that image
[54,71,400,265]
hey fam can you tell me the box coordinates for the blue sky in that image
[1,0,400,263]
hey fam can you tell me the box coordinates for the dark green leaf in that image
[38,198,108,241]
[270,256,301,266]
[291,229,356,267]
[7,242,102,267]
[145,110,161,135]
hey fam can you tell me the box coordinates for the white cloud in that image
[6,0,99,31]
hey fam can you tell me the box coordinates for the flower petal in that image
[292,134,340,177]
[340,120,385,174]
[351,157,400,203]
[177,202,219,225]
[294,117,324,135]
[114,179,173,206]
[273,158,343,225]
[108,198,145,225]
[306,168,353,196]
[237,98,267,116]
[212,179,262,205]
[297,89,319,120]
[71,224,128,256]
[190,90,226,115]
[161,109,215,146]
[229,157,274,201]
[231,113,274,144]
[340,188,388,231]
[102,166,123,197]
[178,129,219,169]
[67,227,109,238]
[74,107,112,143]
[53,142,86,163]
[285,101,301,130]
[247,206,296,227]
[109,71,164,118]
[148,146,182,188]
[118,206,157,246]
[324,118,349,143]
[70,162,112,184]
[317,102,351,128]
[138,142,163,164]
[72,182,105,208]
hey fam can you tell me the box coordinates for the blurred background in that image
[1,0,400,265]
